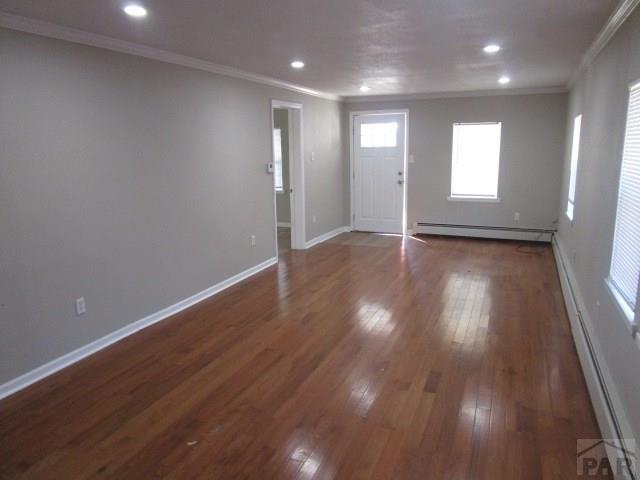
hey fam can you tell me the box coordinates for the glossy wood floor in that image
[278,226,291,255]
[0,233,607,479]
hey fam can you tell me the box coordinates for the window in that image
[450,122,501,200]
[609,81,640,320]
[360,122,398,148]
[566,114,582,220]
[273,128,283,192]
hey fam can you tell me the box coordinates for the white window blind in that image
[566,114,582,220]
[609,81,640,314]
[273,128,283,192]
[450,123,501,199]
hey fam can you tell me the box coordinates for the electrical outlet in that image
[75,297,86,316]
[310,151,315,162]
[312,215,317,223]
[409,154,415,164]
[250,234,256,246]
[514,212,520,222]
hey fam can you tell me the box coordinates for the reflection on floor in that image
[328,231,406,248]
[0,233,607,479]
[278,226,291,255]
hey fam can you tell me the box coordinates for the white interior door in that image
[354,113,406,233]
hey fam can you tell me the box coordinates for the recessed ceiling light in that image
[290,60,305,69]
[359,85,371,93]
[123,4,147,18]
[498,75,511,85]
[484,44,501,54]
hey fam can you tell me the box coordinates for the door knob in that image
[398,180,404,185]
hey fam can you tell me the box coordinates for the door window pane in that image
[360,122,398,148]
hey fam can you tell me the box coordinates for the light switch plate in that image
[75,297,86,316]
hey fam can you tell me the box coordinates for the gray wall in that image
[0,27,346,384]
[345,93,568,231]
[556,8,640,437]
[274,108,291,224]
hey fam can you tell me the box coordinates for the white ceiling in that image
[0,0,619,98]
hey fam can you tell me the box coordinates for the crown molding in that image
[343,86,568,103]
[0,12,341,102]
[569,0,640,87]
[5,3,633,104]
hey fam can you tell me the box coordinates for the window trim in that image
[447,195,501,203]
[566,114,582,221]
[449,121,502,201]
[605,278,635,326]
[606,78,640,333]
[273,127,284,193]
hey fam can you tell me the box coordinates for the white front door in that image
[353,113,406,233]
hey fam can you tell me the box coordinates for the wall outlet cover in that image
[75,297,86,316]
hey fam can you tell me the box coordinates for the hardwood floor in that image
[278,227,291,255]
[0,233,608,479]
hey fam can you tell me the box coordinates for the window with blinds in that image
[609,80,640,318]
[450,122,502,199]
[273,128,283,192]
[566,114,582,220]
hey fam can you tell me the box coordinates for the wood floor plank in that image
[0,234,608,479]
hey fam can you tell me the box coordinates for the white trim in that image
[0,12,339,101]
[277,222,291,228]
[271,100,305,250]
[605,278,636,329]
[552,235,637,478]
[349,109,410,234]
[414,224,551,242]
[447,196,501,203]
[0,256,277,401]
[569,0,640,87]
[344,86,568,103]
[304,226,351,249]
[271,99,306,110]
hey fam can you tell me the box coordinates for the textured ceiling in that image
[0,0,619,97]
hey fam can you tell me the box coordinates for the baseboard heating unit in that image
[414,222,555,242]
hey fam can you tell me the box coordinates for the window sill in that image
[604,278,636,333]
[447,196,501,203]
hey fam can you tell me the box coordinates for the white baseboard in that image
[415,223,552,242]
[277,222,291,228]
[552,235,636,479]
[305,226,351,249]
[0,256,278,401]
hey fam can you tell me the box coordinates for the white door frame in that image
[349,109,409,234]
[271,99,305,253]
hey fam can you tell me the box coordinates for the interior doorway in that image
[273,107,292,254]
[271,100,305,256]
[350,110,408,234]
